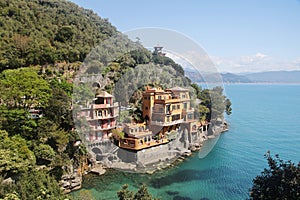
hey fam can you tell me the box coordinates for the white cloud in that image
[211,53,300,73]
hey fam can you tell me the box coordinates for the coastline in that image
[65,123,228,193]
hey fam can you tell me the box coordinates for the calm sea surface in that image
[72,84,300,200]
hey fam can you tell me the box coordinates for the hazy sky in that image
[70,0,300,73]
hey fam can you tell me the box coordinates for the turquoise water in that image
[73,84,300,200]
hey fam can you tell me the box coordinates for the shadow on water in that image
[173,195,193,200]
[150,165,240,188]
[150,169,212,188]
[166,191,179,196]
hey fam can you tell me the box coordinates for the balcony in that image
[92,102,119,109]
[151,119,184,126]
[92,113,119,120]
[119,138,169,151]
[90,124,116,131]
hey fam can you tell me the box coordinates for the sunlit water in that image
[72,84,300,200]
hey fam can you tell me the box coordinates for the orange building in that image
[142,86,195,136]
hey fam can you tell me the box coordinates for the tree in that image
[117,184,134,200]
[117,184,159,200]
[198,87,232,121]
[1,170,70,200]
[0,106,37,139]
[43,87,73,130]
[0,130,36,176]
[134,184,153,200]
[249,153,300,200]
[225,98,232,115]
[0,68,51,109]
[33,143,56,164]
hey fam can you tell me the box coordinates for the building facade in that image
[79,91,119,142]
[142,86,195,136]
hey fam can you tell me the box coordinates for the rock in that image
[91,166,106,175]
[146,170,155,175]
[71,181,81,188]
[2,177,14,184]
[62,181,70,187]
[60,172,82,193]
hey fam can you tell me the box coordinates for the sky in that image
[70,0,300,73]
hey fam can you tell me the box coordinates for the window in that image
[177,105,180,109]
[145,106,148,110]
[172,105,176,110]
[158,96,161,100]
[95,97,104,104]
[183,103,187,109]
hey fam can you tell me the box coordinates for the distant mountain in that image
[185,71,252,83]
[221,73,253,83]
[186,70,300,83]
[244,71,300,83]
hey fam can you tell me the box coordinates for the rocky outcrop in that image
[60,173,82,193]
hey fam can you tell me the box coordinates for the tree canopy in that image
[0,67,51,109]
[0,130,35,175]
[249,153,300,200]
[0,0,117,71]
[117,184,159,200]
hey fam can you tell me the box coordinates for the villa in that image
[78,91,119,142]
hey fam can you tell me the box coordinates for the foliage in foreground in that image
[249,152,300,200]
[0,170,70,200]
[117,184,159,200]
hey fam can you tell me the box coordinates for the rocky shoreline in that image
[63,123,228,193]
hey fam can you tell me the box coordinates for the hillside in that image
[0,1,232,198]
[0,0,117,71]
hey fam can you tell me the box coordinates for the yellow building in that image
[142,86,194,135]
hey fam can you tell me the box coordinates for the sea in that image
[72,84,300,200]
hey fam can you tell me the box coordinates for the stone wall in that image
[89,126,209,171]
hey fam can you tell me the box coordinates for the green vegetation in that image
[0,170,69,200]
[0,68,51,109]
[0,0,117,71]
[0,0,120,198]
[117,184,159,200]
[0,0,232,199]
[249,153,300,200]
[0,67,78,199]
[191,84,232,121]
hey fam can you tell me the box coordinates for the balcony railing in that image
[92,102,119,109]
[151,119,184,126]
[119,138,169,151]
[90,124,116,131]
[92,113,118,120]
